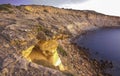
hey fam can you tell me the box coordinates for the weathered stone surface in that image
[22,39,65,71]
[0,4,120,76]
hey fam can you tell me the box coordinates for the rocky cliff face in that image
[0,4,120,76]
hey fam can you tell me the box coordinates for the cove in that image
[76,28,120,76]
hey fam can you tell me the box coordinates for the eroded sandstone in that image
[22,39,65,71]
[0,4,120,76]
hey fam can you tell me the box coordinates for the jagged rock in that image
[0,4,120,76]
[22,39,65,71]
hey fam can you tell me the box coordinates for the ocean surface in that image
[77,28,120,76]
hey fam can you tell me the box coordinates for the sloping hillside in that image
[0,4,120,76]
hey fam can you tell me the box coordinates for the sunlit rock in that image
[22,40,65,71]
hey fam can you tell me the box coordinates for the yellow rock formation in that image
[24,6,33,12]
[53,34,69,40]
[22,40,65,71]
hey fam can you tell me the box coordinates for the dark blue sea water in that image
[77,28,120,76]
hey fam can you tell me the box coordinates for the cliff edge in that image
[0,4,120,76]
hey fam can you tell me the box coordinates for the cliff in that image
[0,4,120,76]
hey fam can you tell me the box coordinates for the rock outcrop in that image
[0,4,120,76]
[22,39,65,71]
